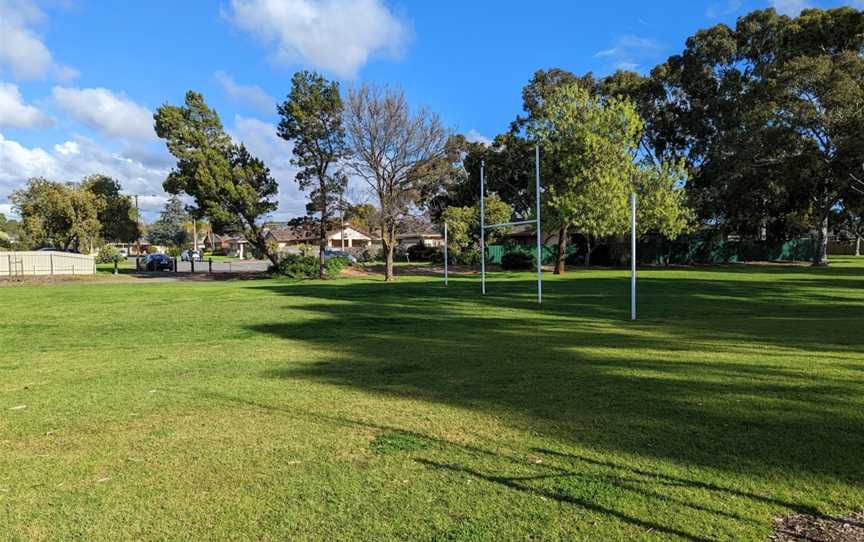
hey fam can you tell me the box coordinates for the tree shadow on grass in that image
[193,390,788,540]
[244,270,864,510]
[198,390,836,540]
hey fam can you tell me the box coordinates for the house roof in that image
[396,231,443,239]
[266,222,378,242]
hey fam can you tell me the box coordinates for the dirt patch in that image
[769,512,864,541]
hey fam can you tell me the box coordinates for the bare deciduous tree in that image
[344,84,449,281]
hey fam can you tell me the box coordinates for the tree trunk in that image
[553,224,567,275]
[383,223,396,281]
[584,236,592,267]
[319,214,327,279]
[856,235,861,257]
[246,222,279,267]
[812,214,829,266]
[319,182,328,279]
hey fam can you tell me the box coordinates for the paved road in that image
[135,259,270,274]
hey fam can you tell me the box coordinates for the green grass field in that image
[2,260,863,540]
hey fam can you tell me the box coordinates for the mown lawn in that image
[2,260,863,541]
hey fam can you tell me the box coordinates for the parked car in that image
[181,250,202,262]
[143,253,174,271]
[323,249,357,263]
[118,247,129,260]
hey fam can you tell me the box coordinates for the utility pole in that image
[134,195,140,256]
[340,188,345,250]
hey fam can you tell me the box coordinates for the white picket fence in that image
[0,251,96,277]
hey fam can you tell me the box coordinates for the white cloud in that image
[0,131,172,218]
[0,0,78,81]
[52,86,156,141]
[224,0,410,78]
[214,70,277,116]
[0,81,52,128]
[464,129,492,146]
[770,0,810,15]
[595,34,663,72]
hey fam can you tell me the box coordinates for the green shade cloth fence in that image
[486,238,819,266]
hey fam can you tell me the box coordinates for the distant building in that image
[265,223,379,251]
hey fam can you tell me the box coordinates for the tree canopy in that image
[154,91,280,264]
[11,178,102,252]
[277,71,347,278]
[81,175,140,244]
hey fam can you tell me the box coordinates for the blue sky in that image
[0,0,859,220]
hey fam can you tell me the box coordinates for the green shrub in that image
[407,243,439,261]
[501,251,534,270]
[166,246,182,258]
[270,254,351,279]
[96,245,120,263]
[325,256,351,277]
[269,254,319,278]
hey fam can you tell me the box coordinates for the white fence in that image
[0,251,96,277]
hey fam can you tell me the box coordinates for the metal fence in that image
[0,251,96,277]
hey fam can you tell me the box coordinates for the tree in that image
[634,160,695,239]
[344,84,449,281]
[424,133,537,224]
[646,7,864,264]
[0,213,21,249]
[441,195,512,258]
[147,196,189,247]
[81,175,139,243]
[529,84,641,269]
[11,178,102,252]
[277,71,348,278]
[154,91,280,265]
[343,203,378,233]
[529,84,693,269]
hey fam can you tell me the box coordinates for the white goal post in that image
[442,144,638,319]
[478,144,543,304]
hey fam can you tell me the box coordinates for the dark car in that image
[143,253,174,272]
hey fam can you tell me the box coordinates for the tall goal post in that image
[443,222,449,287]
[480,161,486,295]
[480,144,543,304]
[630,192,637,321]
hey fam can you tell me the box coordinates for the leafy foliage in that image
[11,178,102,251]
[269,254,350,279]
[441,194,512,262]
[96,245,121,264]
[147,196,189,248]
[81,175,139,243]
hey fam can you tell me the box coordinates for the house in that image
[395,216,443,248]
[204,234,248,258]
[226,236,248,259]
[266,222,378,251]
[396,227,444,248]
[500,224,561,246]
